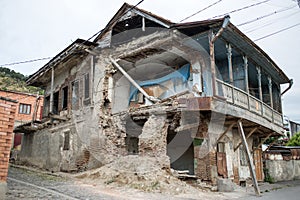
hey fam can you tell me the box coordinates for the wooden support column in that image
[226,43,233,84]
[268,76,273,108]
[142,17,146,31]
[31,93,40,125]
[257,67,262,101]
[234,127,258,151]
[237,120,260,196]
[243,56,249,93]
[49,67,54,114]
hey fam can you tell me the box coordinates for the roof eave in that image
[26,39,97,86]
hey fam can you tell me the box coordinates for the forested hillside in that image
[0,67,43,94]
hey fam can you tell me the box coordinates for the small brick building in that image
[0,90,44,150]
[0,90,44,127]
[0,96,17,198]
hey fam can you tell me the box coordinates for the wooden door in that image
[253,148,263,182]
[217,152,228,178]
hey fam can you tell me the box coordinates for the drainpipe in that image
[211,15,230,44]
[281,79,293,96]
[210,15,230,96]
[109,57,160,103]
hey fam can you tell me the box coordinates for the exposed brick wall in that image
[0,97,16,182]
[0,90,44,125]
[195,151,217,182]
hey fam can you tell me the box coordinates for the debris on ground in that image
[75,155,205,195]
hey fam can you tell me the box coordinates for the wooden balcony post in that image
[226,43,233,84]
[268,76,273,108]
[244,56,249,93]
[256,67,262,101]
[256,67,263,115]
[244,56,250,110]
[49,67,54,114]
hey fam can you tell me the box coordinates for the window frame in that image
[19,103,31,115]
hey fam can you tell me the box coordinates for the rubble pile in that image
[75,155,202,195]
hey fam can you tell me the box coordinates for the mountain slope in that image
[0,67,43,94]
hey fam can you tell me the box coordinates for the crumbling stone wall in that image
[139,115,170,169]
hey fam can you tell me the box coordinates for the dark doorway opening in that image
[167,129,194,175]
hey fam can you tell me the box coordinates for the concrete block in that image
[217,178,235,192]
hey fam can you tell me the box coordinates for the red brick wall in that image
[0,90,44,124]
[195,150,217,182]
[0,98,16,182]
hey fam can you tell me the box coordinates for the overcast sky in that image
[0,0,299,122]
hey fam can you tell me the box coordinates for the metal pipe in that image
[211,15,230,44]
[109,57,160,103]
[210,15,230,96]
[281,79,293,96]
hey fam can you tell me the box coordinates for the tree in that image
[286,132,300,146]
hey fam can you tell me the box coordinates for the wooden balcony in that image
[177,79,284,134]
[216,79,283,127]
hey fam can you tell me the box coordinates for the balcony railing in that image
[216,79,283,126]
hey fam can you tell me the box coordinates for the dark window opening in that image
[19,103,31,115]
[261,72,271,106]
[53,91,59,114]
[272,82,282,113]
[111,15,165,46]
[63,131,70,150]
[248,63,260,99]
[72,81,79,110]
[62,86,68,110]
[125,119,145,155]
[84,73,90,99]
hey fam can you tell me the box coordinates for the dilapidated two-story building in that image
[17,3,291,189]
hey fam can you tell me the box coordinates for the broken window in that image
[62,86,68,110]
[53,91,59,114]
[63,131,70,150]
[72,81,79,110]
[84,73,90,99]
[19,103,31,115]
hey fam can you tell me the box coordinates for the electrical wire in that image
[0,0,146,68]
[210,0,271,19]
[244,11,300,34]
[0,57,53,67]
[237,5,297,26]
[179,0,223,22]
[254,22,300,41]
[0,0,297,70]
